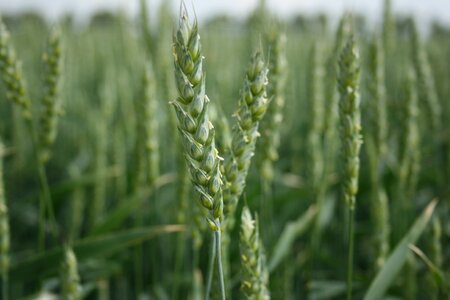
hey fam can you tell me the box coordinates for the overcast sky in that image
[0,0,449,26]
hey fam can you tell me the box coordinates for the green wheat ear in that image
[366,33,389,271]
[337,35,362,210]
[61,247,81,300]
[410,20,441,131]
[398,66,420,202]
[0,17,32,119]
[306,40,325,189]
[258,30,287,184]
[172,8,223,231]
[223,51,269,233]
[240,206,270,300]
[337,34,362,300]
[40,27,63,163]
[131,64,160,193]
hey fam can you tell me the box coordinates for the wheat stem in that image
[346,206,355,300]
[215,229,226,300]
[205,231,216,300]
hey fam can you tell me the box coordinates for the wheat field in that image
[0,0,449,299]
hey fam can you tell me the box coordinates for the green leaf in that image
[268,205,317,272]
[89,173,177,235]
[409,244,447,292]
[363,199,437,300]
[308,280,347,300]
[10,224,184,280]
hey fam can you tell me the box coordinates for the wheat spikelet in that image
[398,66,420,202]
[0,17,31,119]
[61,247,81,300]
[240,206,270,300]
[39,27,63,163]
[366,33,389,271]
[410,20,441,131]
[258,31,286,184]
[172,8,223,231]
[223,51,269,232]
[366,34,387,164]
[337,36,362,210]
[132,64,160,193]
[306,41,325,189]
[337,35,361,300]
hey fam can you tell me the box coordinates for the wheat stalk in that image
[172,7,225,299]
[337,35,362,300]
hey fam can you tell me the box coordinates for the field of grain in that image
[0,0,449,299]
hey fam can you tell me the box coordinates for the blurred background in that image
[1,0,450,27]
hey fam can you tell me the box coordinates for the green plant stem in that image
[37,160,56,249]
[215,229,226,300]
[309,185,326,277]
[25,119,57,249]
[134,197,144,297]
[1,272,7,300]
[38,193,46,251]
[346,206,355,300]
[261,178,274,241]
[205,231,216,300]
[133,245,143,297]
[172,230,186,300]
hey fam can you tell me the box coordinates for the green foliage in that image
[363,200,437,300]
[0,3,448,299]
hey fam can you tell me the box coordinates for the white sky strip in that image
[0,0,449,26]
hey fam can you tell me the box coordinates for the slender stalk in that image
[26,119,58,249]
[215,229,226,300]
[133,242,143,297]
[38,193,45,250]
[172,150,190,300]
[1,272,6,300]
[346,207,355,300]
[205,232,216,300]
[172,231,186,300]
[260,177,274,241]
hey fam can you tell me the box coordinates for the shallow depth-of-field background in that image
[0,0,449,299]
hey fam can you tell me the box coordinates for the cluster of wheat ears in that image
[0,0,449,299]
